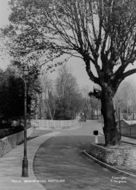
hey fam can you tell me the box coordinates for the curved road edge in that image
[82,150,136,178]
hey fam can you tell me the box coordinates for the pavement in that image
[0,121,136,190]
[0,130,60,190]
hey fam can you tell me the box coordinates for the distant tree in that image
[54,65,82,120]
[40,74,57,119]
[45,90,57,120]
[80,87,101,119]
[114,80,136,119]
[81,97,101,120]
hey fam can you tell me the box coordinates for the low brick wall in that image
[88,143,136,170]
[0,127,33,157]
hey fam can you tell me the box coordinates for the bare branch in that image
[121,68,136,80]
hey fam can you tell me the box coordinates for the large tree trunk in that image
[101,88,121,146]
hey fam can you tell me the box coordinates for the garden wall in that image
[0,127,33,157]
[31,119,79,129]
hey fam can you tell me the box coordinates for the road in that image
[33,120,136,190]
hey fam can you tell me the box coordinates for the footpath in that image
[0,122,136,190]
[0,130,60,190]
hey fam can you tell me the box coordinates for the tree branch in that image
[121,68,136,80]
[83,55,100,85]
[88,88,102,99]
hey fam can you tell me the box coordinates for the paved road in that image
[33,121,136,190]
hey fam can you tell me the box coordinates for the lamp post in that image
[22,66,29,177]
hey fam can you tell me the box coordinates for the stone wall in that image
[0,127,33,157]
[88,143,136,170]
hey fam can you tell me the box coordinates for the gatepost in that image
[93,130,99,144]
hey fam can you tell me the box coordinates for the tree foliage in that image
[53,66,83,120]
[40,74,57,119]
[0,65,41,121]
[0,68,28,120]
[114,80,136,115]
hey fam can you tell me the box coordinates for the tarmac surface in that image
[33,135,136,190]
[0,120,136,190]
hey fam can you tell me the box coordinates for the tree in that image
[4,0,136,145]
[40,74,57,119]
[0,68,30,121]
[114,80,136,119]
[11,60,42,117]
[80,87,101,119]
[55,65,82,119]
[0,63,41,121]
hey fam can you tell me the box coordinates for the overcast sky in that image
[0,0,10,69]
[0,0,10,27]
[0,0,136,90]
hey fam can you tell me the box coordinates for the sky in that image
[0,0,10,27]
[0,0,10,70]
[0,0,136,91]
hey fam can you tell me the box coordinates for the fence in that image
[119,120,136,138]
[31,119,79,130]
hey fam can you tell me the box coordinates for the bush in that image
[0,125,24,139]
